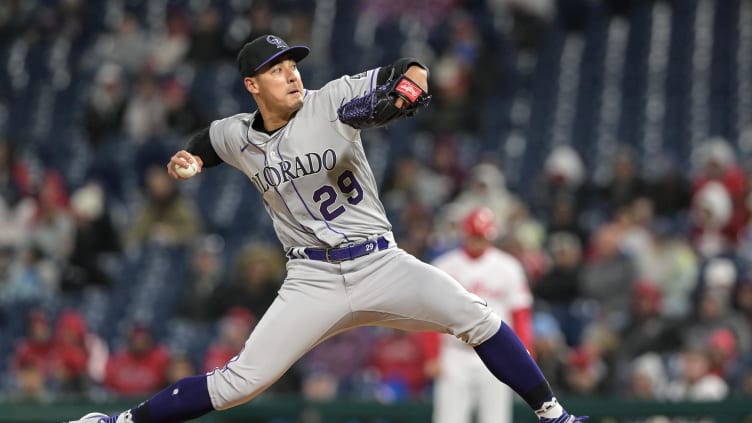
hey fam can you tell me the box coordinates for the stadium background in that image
[1,0,752,421]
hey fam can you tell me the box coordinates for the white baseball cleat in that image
[65,410,132,423]
[539,411,589,423]
[64,412,110,423]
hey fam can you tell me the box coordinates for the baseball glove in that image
[337,74,431,129]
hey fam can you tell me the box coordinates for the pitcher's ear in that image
[244,77,259,94]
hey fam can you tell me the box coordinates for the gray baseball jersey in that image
[202,68,502,410]
[209,68,389,250]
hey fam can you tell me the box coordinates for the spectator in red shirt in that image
[369,329,435,401]
[691,139,748,253]
[202,307,255,373]
[706,328,743,386]
[12,310,57,380]
[54,310,93,394]
[104,323,170,397]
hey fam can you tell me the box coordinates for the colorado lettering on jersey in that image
[250,149,337,193]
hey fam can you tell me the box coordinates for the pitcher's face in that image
[245,58,305,114]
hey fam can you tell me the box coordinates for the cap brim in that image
[253,46,310,74]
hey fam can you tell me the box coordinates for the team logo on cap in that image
[266,35,287,49]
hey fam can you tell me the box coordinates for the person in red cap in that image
[103,323,170,397]
[54,310,92,394]
[706,328,742,385]
[12,310,57,388]
[431,207,534,423]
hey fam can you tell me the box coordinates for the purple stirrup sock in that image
[474,321,554,410]
[131,375,214,423]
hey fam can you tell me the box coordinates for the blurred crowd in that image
[1,0,752,409]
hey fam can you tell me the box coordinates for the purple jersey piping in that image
[244,132,321,241]
[276,109,351,244]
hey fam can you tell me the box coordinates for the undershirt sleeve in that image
[186,127,223,168]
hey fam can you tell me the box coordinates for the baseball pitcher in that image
[66,35,585,423]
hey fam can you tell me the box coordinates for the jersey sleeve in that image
[324,68,380,102]
[319,68,380,138]
[186,127,223,168]
[208,114,249,170]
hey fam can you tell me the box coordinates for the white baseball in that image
[175,159,198,178]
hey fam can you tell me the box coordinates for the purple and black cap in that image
[237,34,310,77]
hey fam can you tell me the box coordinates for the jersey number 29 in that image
[312,170,363,221]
